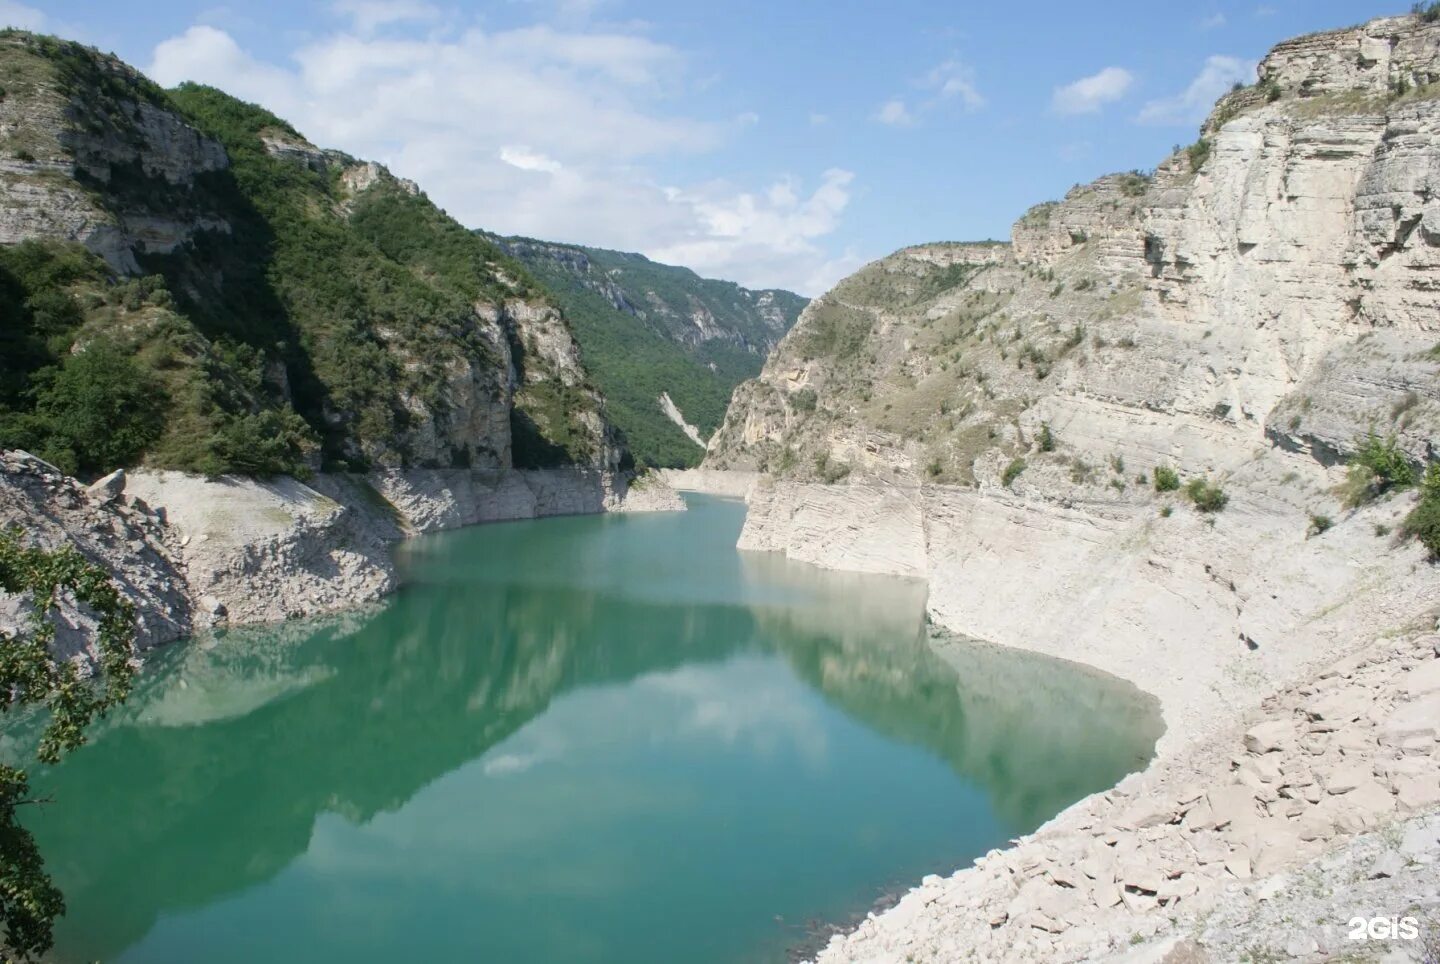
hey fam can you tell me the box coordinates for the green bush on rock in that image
[1340,433,1415,508]
[1185,477,1228,513]
[1403,463,1440,560]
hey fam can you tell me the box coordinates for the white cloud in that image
[1051,66,1134,115]
[332,0,440,35]
[808,112,829,126]
[875,58,984,128]
[647,168,862,295]
[0,0,45,30]
[1200,12,1226,29]
[874,98,914,126]
[923,59,985,111]
[147,18,850,294]
[499,145,563,174]
[1137,55,1254,126]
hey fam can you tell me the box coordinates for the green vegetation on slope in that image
[0,33,611,476]
[162,82,600,470]
[0,241,314,478]
[541,281,735,468]
[505,239,805,468]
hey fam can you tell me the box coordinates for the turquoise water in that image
[25,494,1159,963]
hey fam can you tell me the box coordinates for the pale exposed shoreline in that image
[667,468,1440,962]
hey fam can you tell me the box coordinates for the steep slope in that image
[501,237,805,467]
[701,12,1440,962]
[0,31,682,637]
[0,31,619,479]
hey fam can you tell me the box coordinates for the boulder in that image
[1243,720,1294,754]
[1395,774,1440,810]
[1319,764,1368,795]
[85,468,126,503]
[1207,785,1258,829]
[1403,658,1440,698]
[1304,688,1370,724]
[1379,695,1440,745]
[1368,851,1404,879]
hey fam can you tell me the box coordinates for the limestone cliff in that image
[702,13,1440,962]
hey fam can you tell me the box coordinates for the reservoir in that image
[26,494,1160,963]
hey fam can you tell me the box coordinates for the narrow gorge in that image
[1,7,1439,964]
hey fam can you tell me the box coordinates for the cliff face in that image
[0,33,620,478]
[499,236,806,468]
[703,15,1440,962]
[711,15,1440,481]
[709,12,1440,745]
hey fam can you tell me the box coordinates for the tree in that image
[0,528,136,960]
[30,340,166,477]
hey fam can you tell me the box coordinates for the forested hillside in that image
[0,32,616,479]
[501,238,805,467]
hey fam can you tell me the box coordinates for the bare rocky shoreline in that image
[668,469,1440,963]
[0,449,685,664]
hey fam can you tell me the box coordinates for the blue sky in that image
[5,0,1381,294]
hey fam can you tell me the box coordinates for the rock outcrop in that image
[1,450,676,640]
[0,451,191,665]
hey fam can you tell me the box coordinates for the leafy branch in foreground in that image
[0,528,137,960]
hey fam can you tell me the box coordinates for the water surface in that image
[26,495,1159,963]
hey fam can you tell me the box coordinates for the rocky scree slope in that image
[703,12,1440,961]
[498,236,805,468]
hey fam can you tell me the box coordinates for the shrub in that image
[1186,138,1212,172]
[1341,433,1415,507]
[1038,423,1055,452]
[1002,458,1026,487]
[1415,1,1440,23]
[790,388,817,413]
[1307,513,1333,537]
[29,339,167,477]
[1402,463,1440,559]
[0,528,137,960]
[814,452,851,484]
[205,408,316,478]
[1153,465,1180,492]
[1185,477,1228,513]
[1159,505,1174,518]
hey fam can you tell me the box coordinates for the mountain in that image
[0,30,619,480]
[710,22,1440,486]
[704,14,1440,961]
[498,236,805,468]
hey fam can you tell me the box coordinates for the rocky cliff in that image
[499,236,806,468]
[0,32,690,645]
[0,31,620,479]
[704,12,1440,962]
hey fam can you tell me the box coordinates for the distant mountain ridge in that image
[497,236,806,468]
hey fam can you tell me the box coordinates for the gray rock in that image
[1367,851,1404,879]
[86,468,126,503]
